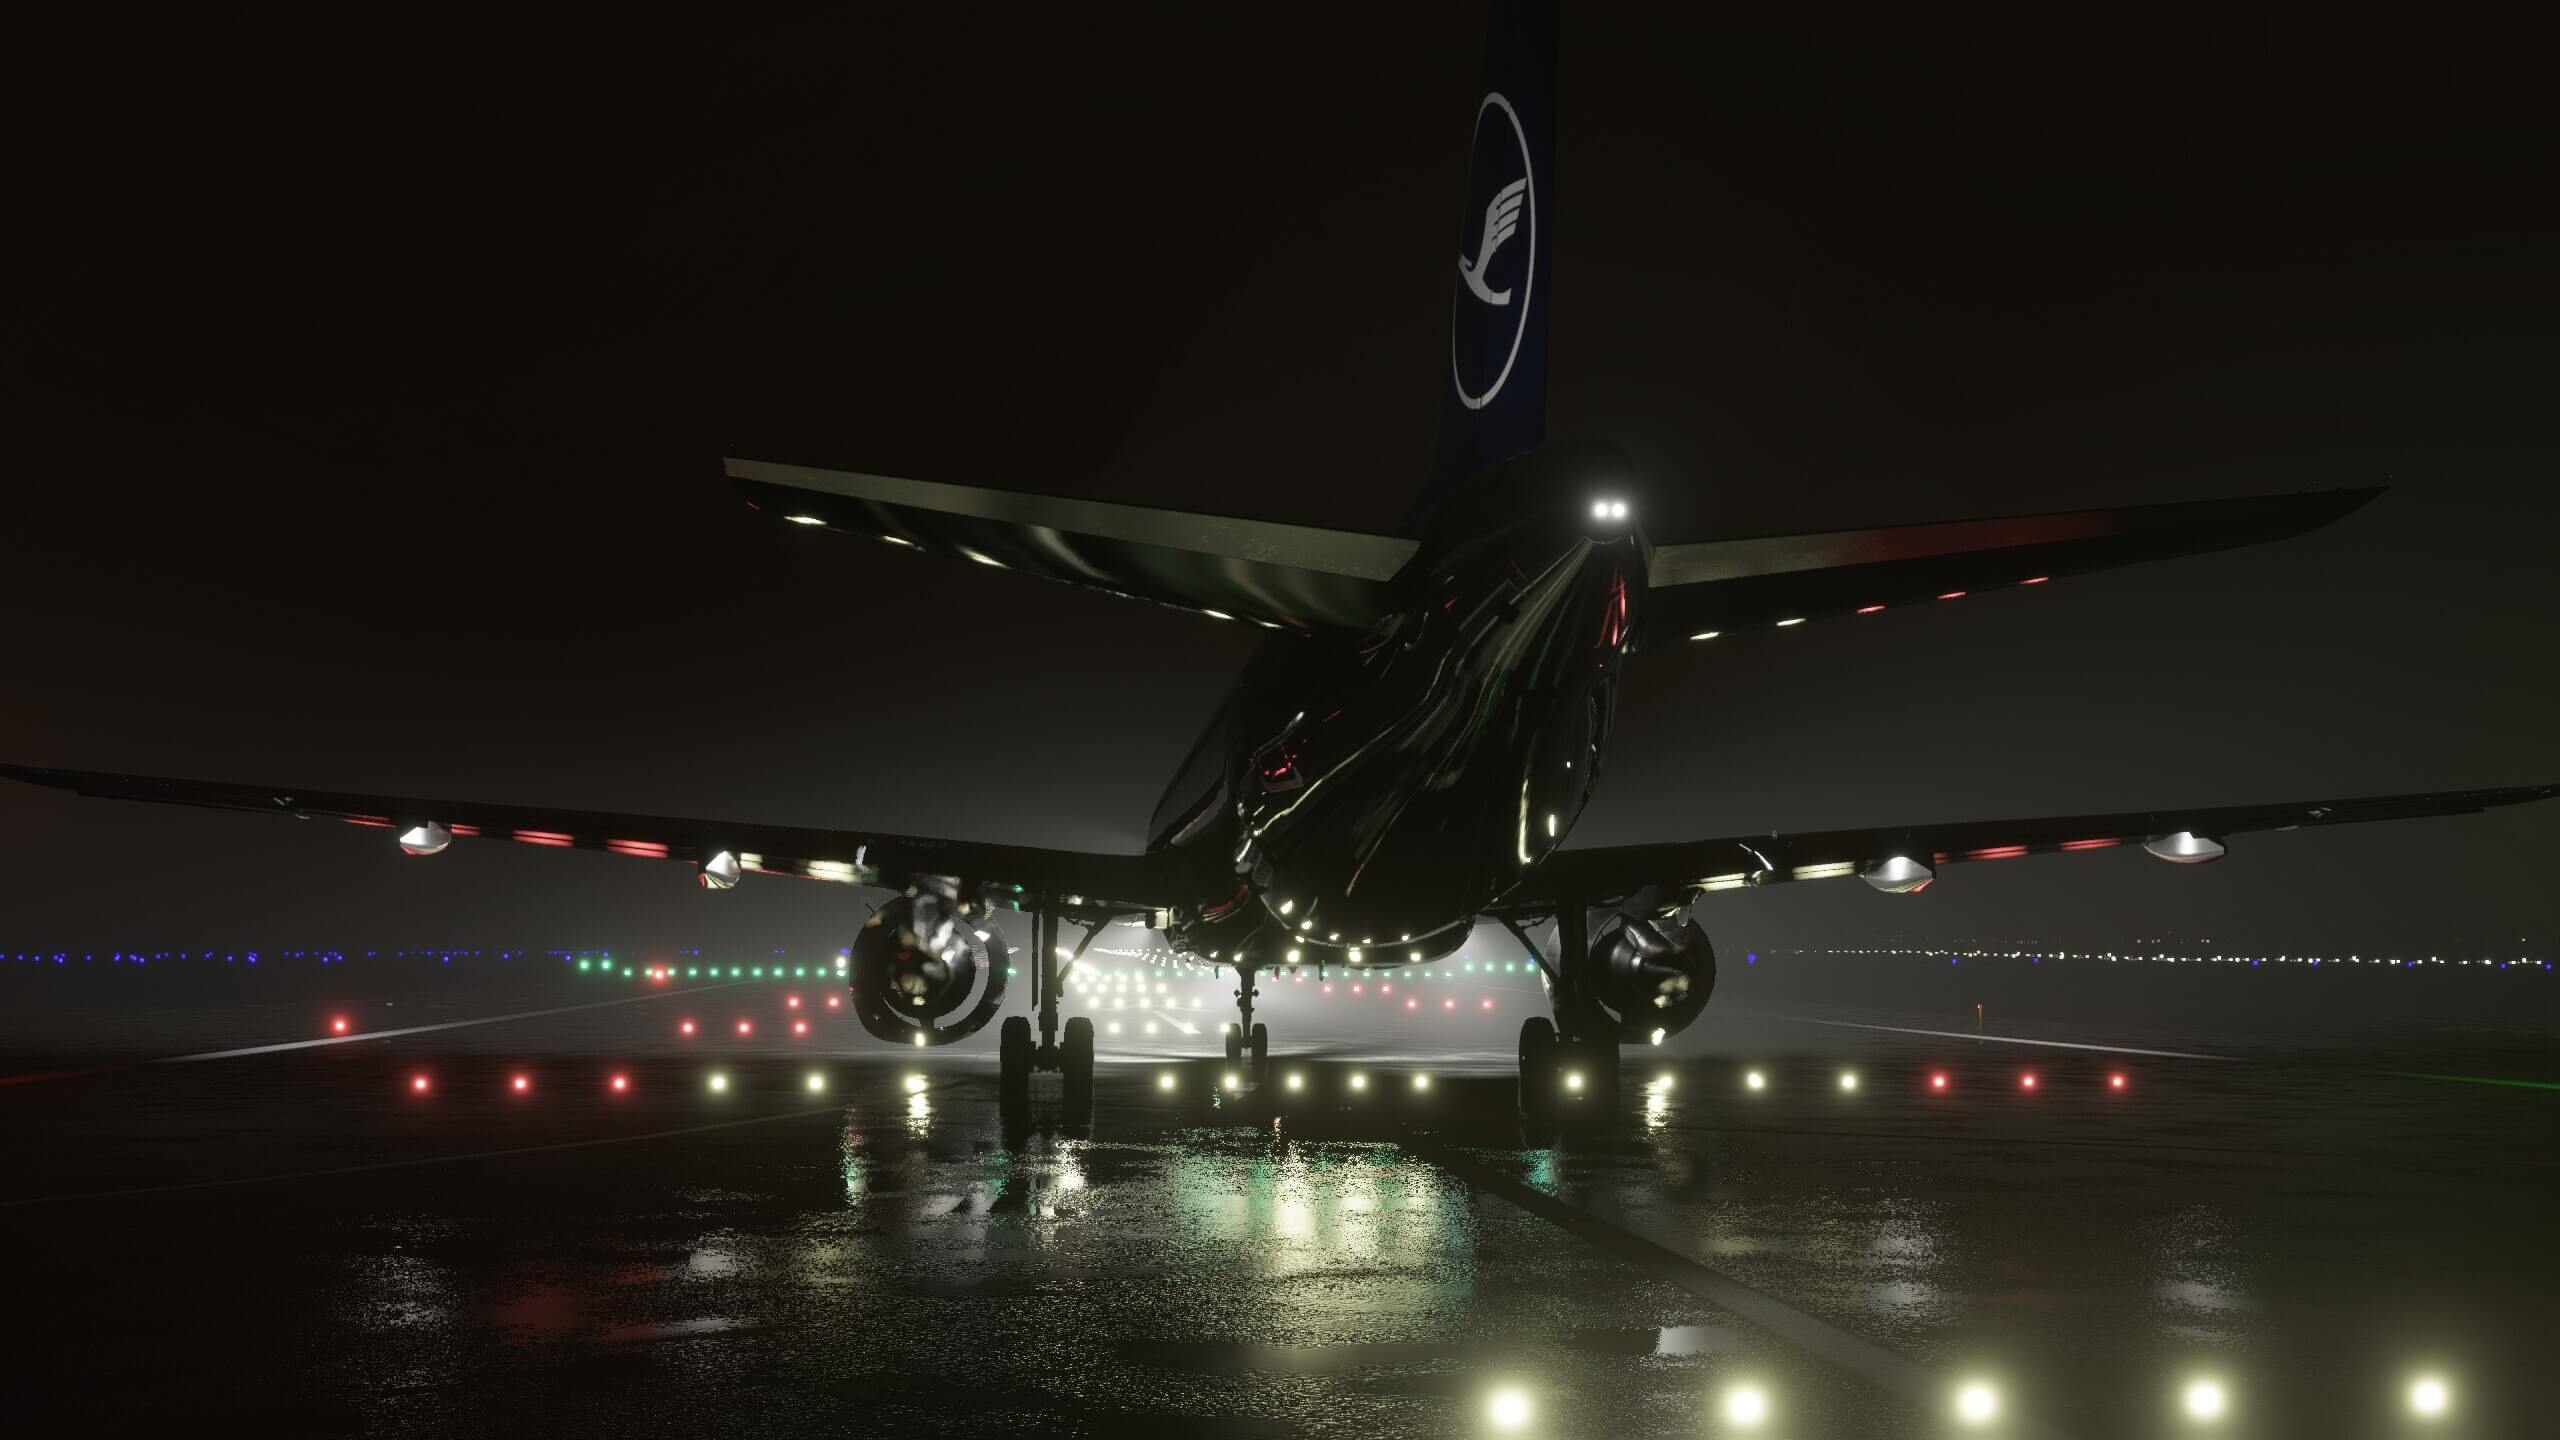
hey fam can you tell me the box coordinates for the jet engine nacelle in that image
[847,878,1011,1046]
[1591,909,1716,1044]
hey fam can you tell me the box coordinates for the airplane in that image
[5,0,2550,1128]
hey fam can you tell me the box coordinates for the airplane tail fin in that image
[1423,0,1559,521]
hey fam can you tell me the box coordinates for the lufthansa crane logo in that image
[1451,91,1535,412]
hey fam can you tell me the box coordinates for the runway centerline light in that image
[1745,1070,1766,1092]
[1564,1071,1584,1093]
[2408,1375,2450,1419]
[707,1071,728,1092]
[1723,1383,1770,1428]
[1412,1073,1432,1092]
[1955,1381,1999,1426]
[1839,1070,1859,1092]
[1285,1072,1304,1092]
[2183,1378,2226,1422]
[1348,1072,1368,1092]
[1489,1387,1531,1430]
[805,1071,827,1093]
[1158,1072,1177,1092]
[1223,1072,1241,1092]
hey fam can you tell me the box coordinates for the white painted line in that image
[1762,1013,2236,1061]
[154,981,755,1064]
[1148,1008,1199,1037]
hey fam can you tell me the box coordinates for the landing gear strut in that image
[1506,906,1620,1129]
[1000,901,1104,1124]
[1225,966,1270,1083]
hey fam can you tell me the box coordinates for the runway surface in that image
[2,948,2553,1437]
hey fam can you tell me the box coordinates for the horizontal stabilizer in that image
[727,458,1418,633]
[0,763,1215,911]
[1641,487,2379,648]
[1502,780,2558,908]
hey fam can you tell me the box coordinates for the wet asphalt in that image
[2,954,2553,1439]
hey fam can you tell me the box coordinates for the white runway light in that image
[1745,1070,1767,1092]
[1838,1070,1859,1092]
[1722,1383,1770,1428]
[1488,1387,1531,1430]
[2407,1375,2450,1420]
[1955,1381,1999,1426]
[2183,1377,2226,1422]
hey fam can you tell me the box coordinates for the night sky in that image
[4,7,2552,959]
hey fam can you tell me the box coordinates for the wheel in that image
[998,1016,1032,1111]
[1061,1015,1095,1123]
[1249,1022,1269,1081]
[1517,1016,1559,1121]
[1224,1025,1243,1065]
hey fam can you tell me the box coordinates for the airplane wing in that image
[0,764,1221,912]
[1501,781,2560,909]
[726,457,1419,633]
[1638,487,2379,649]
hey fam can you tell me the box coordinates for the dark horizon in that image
[5,6,2552,959]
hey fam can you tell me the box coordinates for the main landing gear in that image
[1000,903,1102,1125]
[1507,906,1621,1131]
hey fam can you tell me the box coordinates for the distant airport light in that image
[902,1074,926,1094]
[1285,1072,1304,1092]
[1856,604,1886,615]
[2407,1375,2450,1420]
[1930,1071,1949,1091]
[1775,617,1805,627]
[1412,1073,1432,1092]
[1157,1072,1177,1092]
[1648,1026,1665,1045]
[912,1031,928,1047]
[1489,1387,1532,1430]
[329,1015,349,1035]
[1838,1070,1859,1092]
[2109,1072,2128,1091]
[1564,1071,1584,1093]
[707,1072,728,1093]
[1223,1072,1241,1092]
[792,1019,809,1036]
[409,1073,431,1094]
[784,514,825,526]
[610,1073,629,1093]
[1745,1069,1767,1092]
[1406,998,1418,1010]
[1107,1021,1122,1035]
[1955,1382,2000,1426]
[2020,575,2050,585]
[1442,998,1455,1010]
[510,1073,531,1094]
[2020,1071,2039,1091]
[679,1019,696,1036]
[736,1019,753,1037]
[1937,590,1967,600]
[1348,1072,1368,1092]
[805,1071,827,1093]
[825,993,841,1009]
[1689,630,1721,641]
[785,995,800,1009]
[2183,1378,2227,1422]
[1483,999,1496,1011]
[1723,1384,1771,1428]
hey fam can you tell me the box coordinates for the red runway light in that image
[736,1019,753,1037]
[792,1019,809,1036]
[1481,998,1494,1010]
[2020,1071,2038,1091]
[1381,983,1393,994]
[1351,983,1363,994]
[1405,998,1418,1010]
[510,1073,531,1094]
[1930,1072,1949,1090]
[2108,1072,2127,1090]
[824,994,841,1010]
[1322,984,1333,994]
[330,1016,349,1035]
[786,995,801,1009]
[678,1019,696,1037]
[1442,998,1455,1010]
[610,1073,629,1093]
[410,1074,431,1094]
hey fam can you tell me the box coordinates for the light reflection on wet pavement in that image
[2,969,2554,1437]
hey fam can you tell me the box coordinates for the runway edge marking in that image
[1413,1141,2084,1440]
